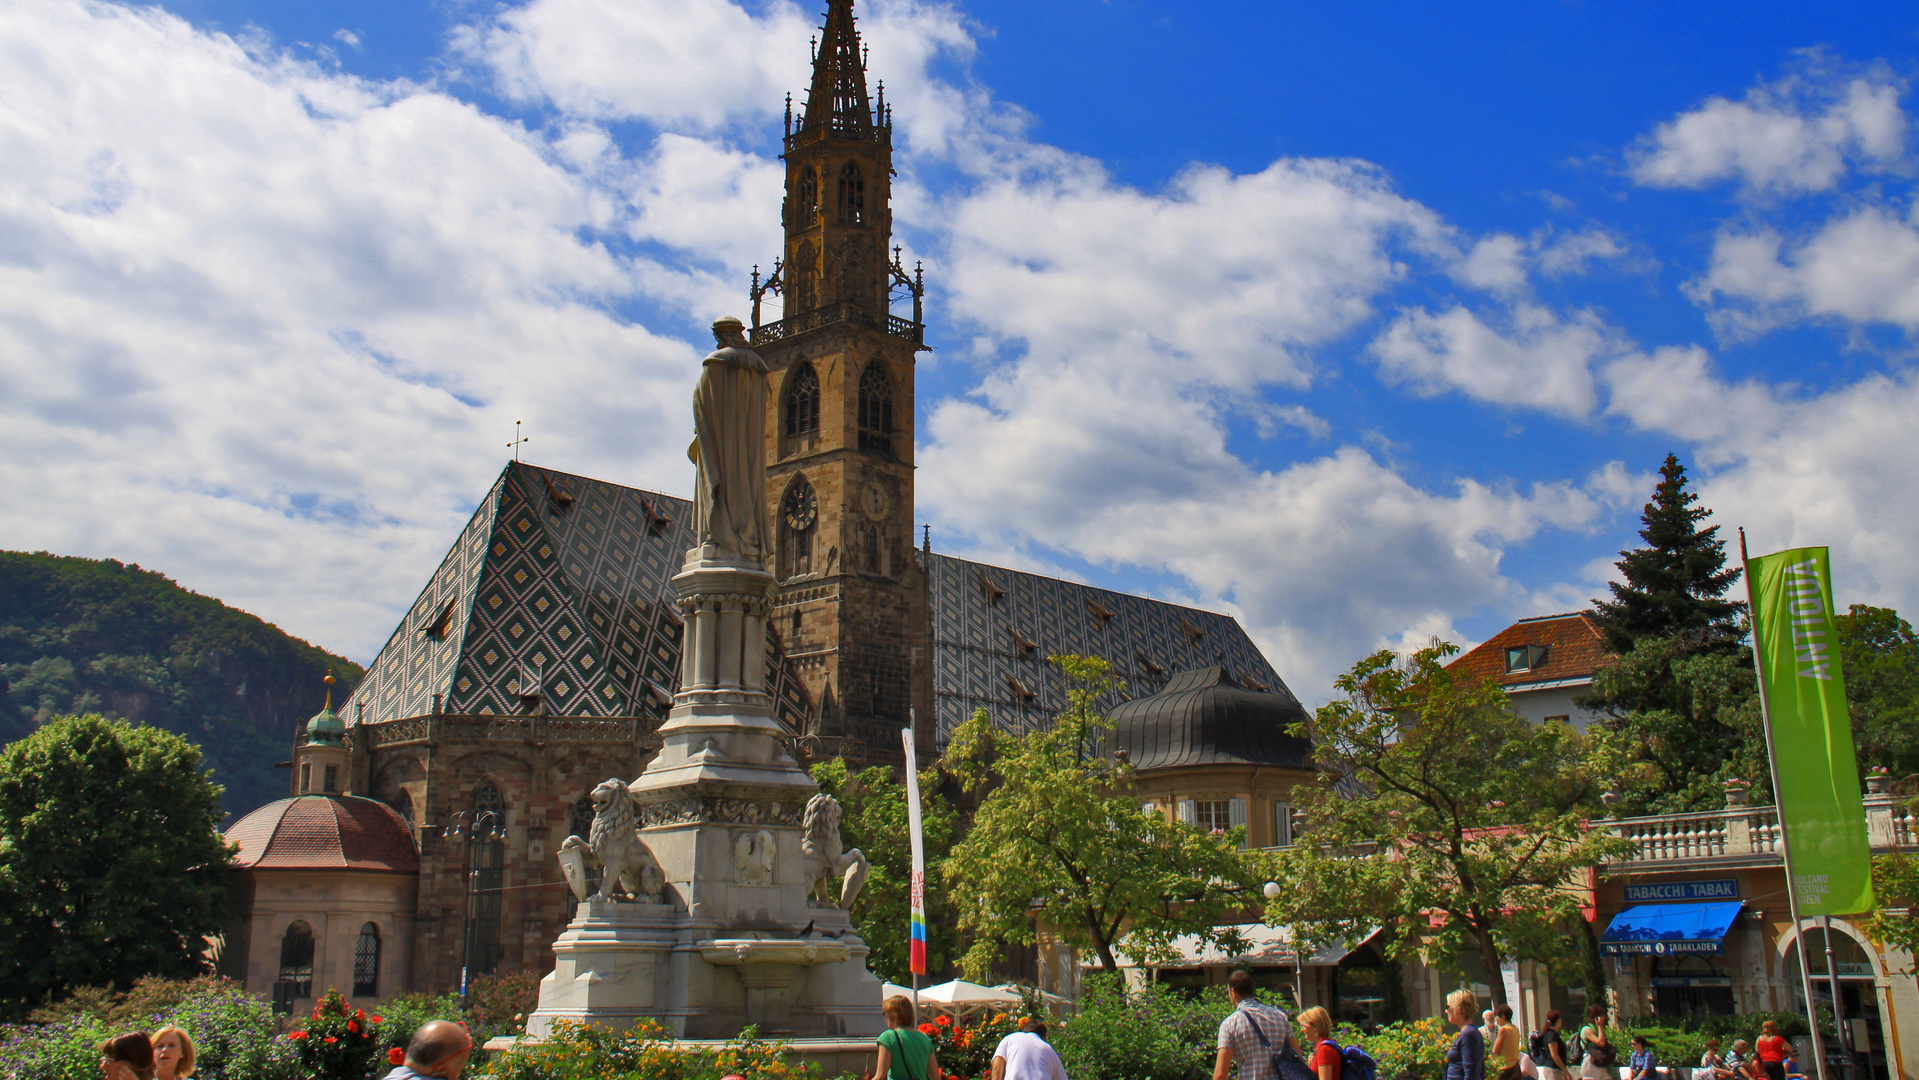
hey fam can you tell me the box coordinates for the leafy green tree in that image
[1863,847,1919,957]
[941,655,1258,977]
[1265,644,1635,1008]
[810,757,962,982]
[1835,605,1919,777]
[1590,454,1745,656]
[0,714,234,1019]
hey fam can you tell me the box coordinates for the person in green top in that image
[877,996,941,1080]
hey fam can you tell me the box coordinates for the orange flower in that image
[935,1015,951,1027]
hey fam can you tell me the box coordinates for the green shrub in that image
[0,977,296,1080]
[477,1018,819,1080]
[1337,1019,1454,1080]
[1050,975,1233,1080]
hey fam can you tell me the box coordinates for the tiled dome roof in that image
[1105,666,1313,771]
[225,795,419,872]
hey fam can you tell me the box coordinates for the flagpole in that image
[905,709,927,1019]
[1742,527,1830,1080]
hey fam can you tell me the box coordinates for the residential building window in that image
[1504,644,1549,673]
[1273,802,1295,847]
[278,922,314,997]
[352,923,380,997]
[1192,799,1233,832]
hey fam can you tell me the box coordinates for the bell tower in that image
[751,0,932,762]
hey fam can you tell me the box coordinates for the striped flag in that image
[903,725,928,975]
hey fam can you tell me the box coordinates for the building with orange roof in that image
[1445,611,1612,729]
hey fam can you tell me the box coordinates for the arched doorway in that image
[1783,923,1889,1080]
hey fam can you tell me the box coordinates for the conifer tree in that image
[1590,453,1745,654]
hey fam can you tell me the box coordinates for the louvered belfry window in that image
[785,362,820,438]
[857,362,893,454]
[838,161,865,225]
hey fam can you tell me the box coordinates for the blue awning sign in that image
[1599,901,1745,956]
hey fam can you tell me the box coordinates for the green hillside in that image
[0,551,364,820]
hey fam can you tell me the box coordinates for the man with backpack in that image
[1214,970,1301,1080]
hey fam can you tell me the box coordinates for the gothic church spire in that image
[799,0,874,136]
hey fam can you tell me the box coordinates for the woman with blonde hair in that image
[98,1032,155,1080]
[152,1027,196,1080]
[1444,990,1485,1080]
[875,995,940,1080]
[1298,1006,1342,1080]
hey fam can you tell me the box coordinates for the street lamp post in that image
[447,809,504,1011]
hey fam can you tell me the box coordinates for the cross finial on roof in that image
[508,419,530,462]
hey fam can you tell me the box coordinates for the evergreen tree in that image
[1590,453,1745,655]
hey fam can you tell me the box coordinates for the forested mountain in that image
[0,551,363,819]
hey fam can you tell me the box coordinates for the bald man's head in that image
[404,1021,473,1079]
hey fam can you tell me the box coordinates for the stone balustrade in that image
[1604,793,1919,866]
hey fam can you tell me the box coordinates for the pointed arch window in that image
[278,921,314,997]
[779,475,819,580]
[790,241,817,314]
[467,781,505,975]
[858,362,894,455]
[784,362,820,441]
[390,788,415,831]
[794,167,818,226]
[352,923,380,997]
[838,162,865,226]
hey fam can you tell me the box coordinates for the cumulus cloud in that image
[1629,61,1909,194]
[1687,208,1919,336]
[0,0,716,656]
[1368,303,1619,418]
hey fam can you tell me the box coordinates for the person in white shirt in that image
[993,1018,1068,1080]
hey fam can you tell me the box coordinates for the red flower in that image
[312,1007,322,1019]
[324,1037,338,1044]
[935,1016,951,1027]
[289,1032,307,1041]
[347,1021,359,1034]
[389,1048,408,1066]
[919,1023,937,1035]
[372,1016,384,1024]
[356,1008,366,1020]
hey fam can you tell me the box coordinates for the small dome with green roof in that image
[306,672,345,746]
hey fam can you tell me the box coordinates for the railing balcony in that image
[751,300,923,348]
[1604,793,1919,866]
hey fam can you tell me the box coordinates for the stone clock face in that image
[860,480,891,521]
[783,483,818,531]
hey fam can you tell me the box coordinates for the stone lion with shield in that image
[558,778,665,903]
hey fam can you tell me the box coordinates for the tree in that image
[1582,455,1758,812]
[1834,605,1919,778]
[0,714,234,1018]
[1590,453,1745,656]
[810,757,962,982]
[941,655,1258,978]
[1264,644,1635,1008]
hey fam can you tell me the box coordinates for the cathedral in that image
[217,0,1312,1007]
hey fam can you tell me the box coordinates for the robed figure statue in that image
[689,317,771,566]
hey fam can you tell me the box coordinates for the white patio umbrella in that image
[913,979,1024,1024]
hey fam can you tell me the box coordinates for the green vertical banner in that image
[1750,546,1875,916]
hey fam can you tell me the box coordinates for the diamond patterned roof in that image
[342,464,1296,751]
[342,462,811,732]
[925,552,1292,746]
[225,795,420,872]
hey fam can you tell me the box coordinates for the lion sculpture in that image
[559,778,665,903]
[799,793,868,908]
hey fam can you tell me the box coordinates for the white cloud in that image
[1629,63,1909,194]
[1369,303,1616,418]
[0,0,717,658]
[1687,207,1919,336]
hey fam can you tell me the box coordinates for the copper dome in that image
[225,795,419,872]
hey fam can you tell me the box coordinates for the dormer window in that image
[1505,644,1549,673]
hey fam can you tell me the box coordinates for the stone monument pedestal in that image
[524,545,883,1041]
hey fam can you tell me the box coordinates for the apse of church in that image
[752,0,935,759]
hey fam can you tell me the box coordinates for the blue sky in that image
[2,0,1916,701]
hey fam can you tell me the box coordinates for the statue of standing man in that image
[689,317,771,567]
